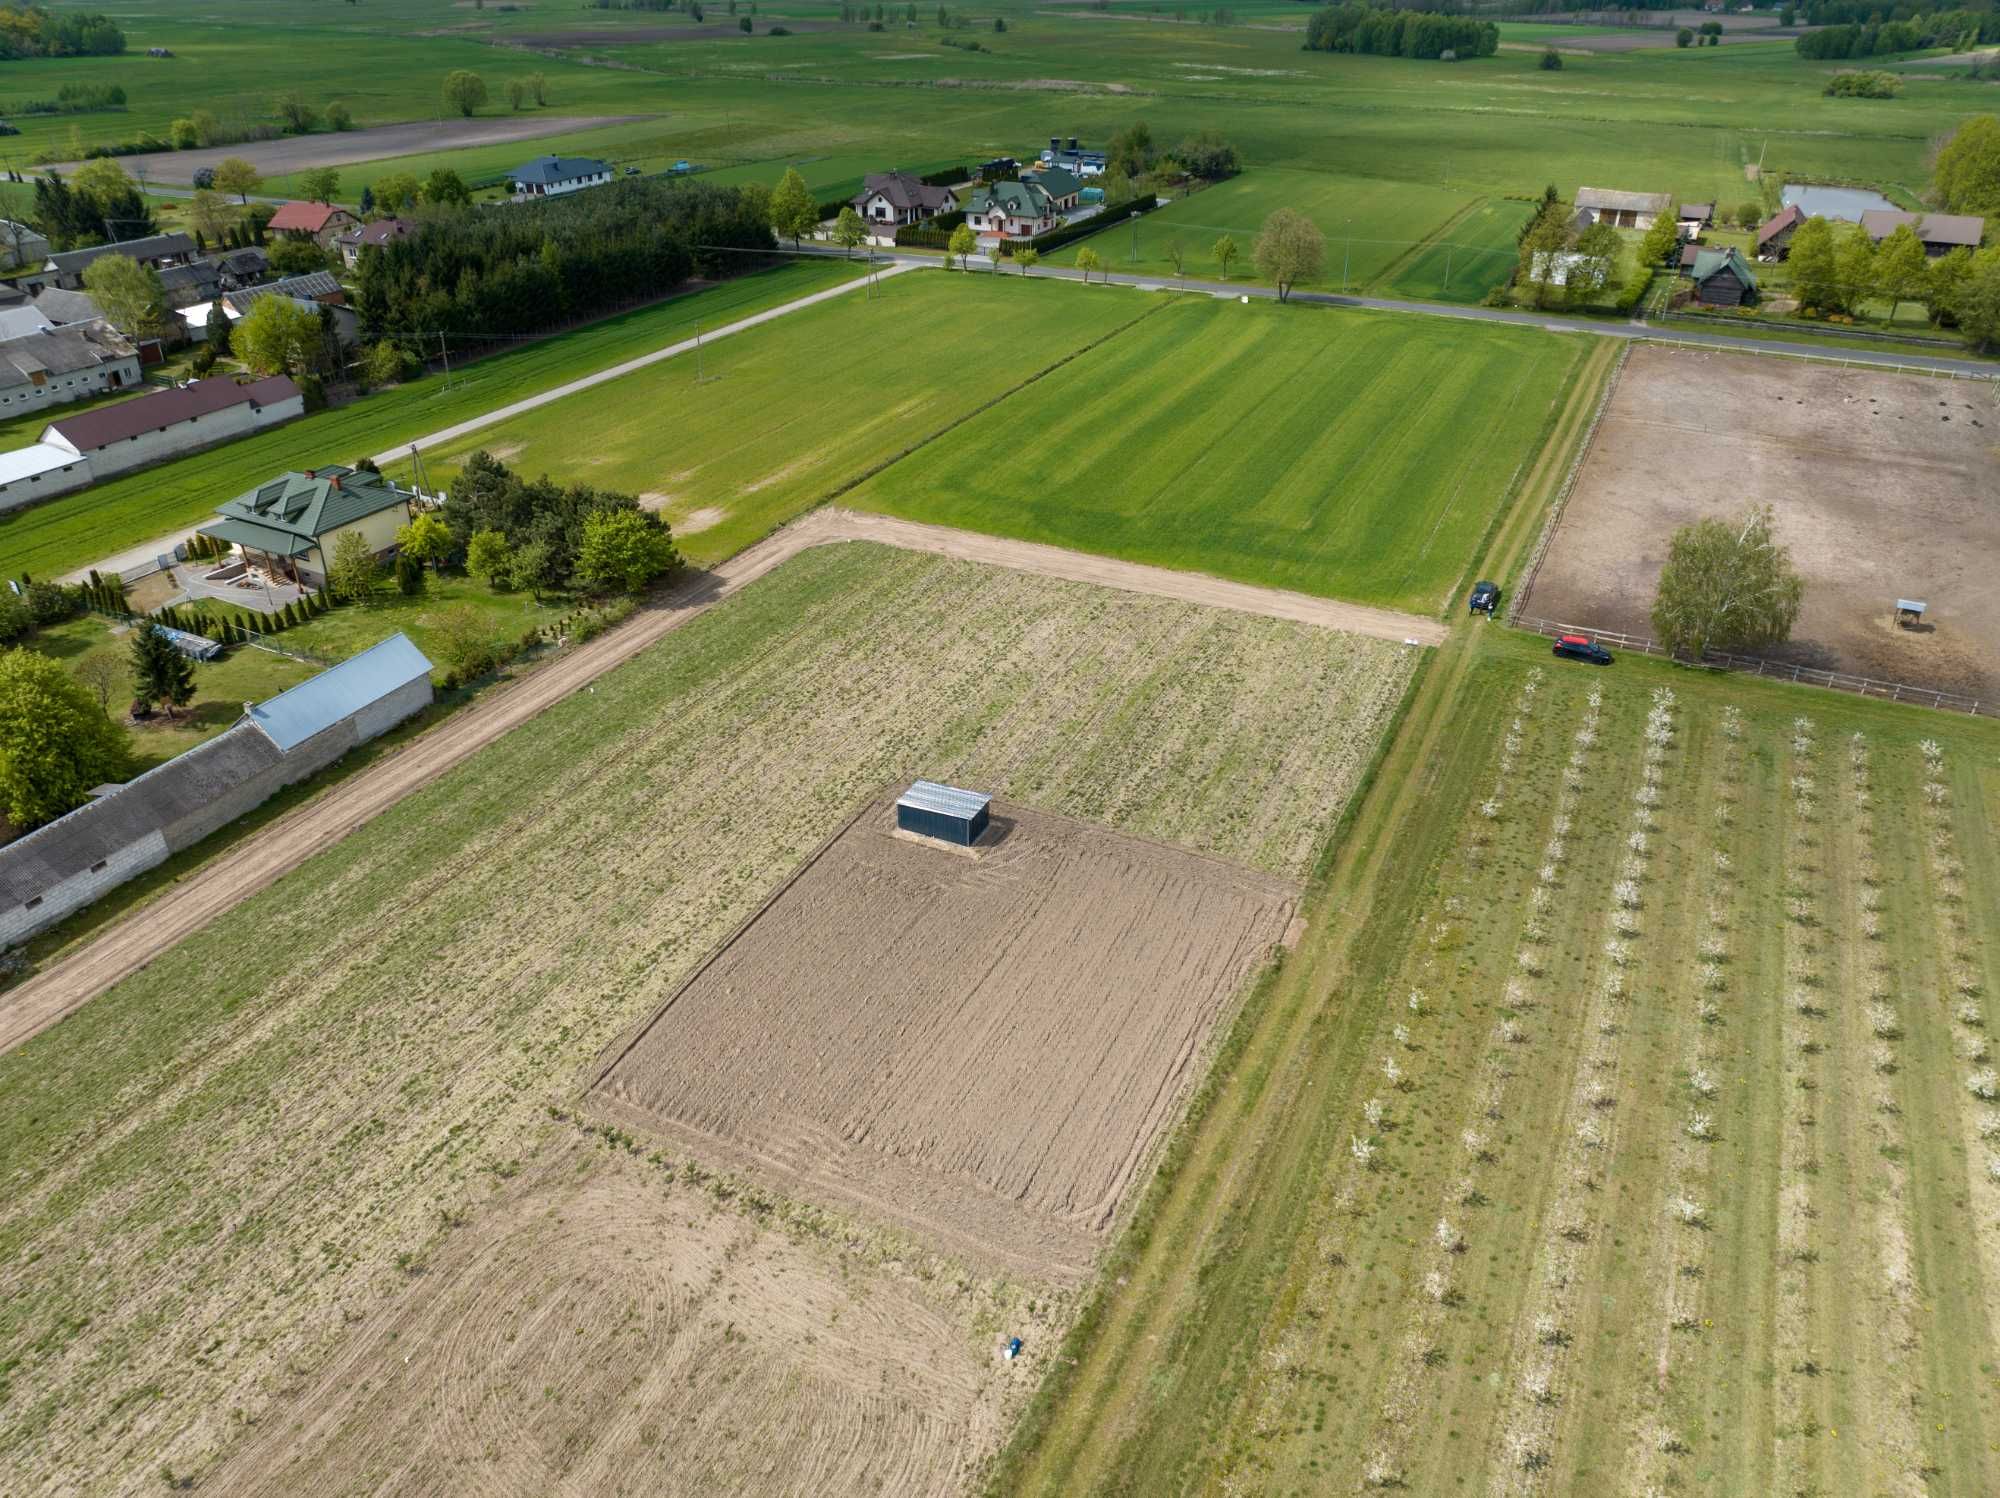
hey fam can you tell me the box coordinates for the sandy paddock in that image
[1523,345,2000,702]
[591,797,1297,1281]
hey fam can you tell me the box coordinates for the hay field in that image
[848,297,1584,612]
[0,543,1413,1493]
[999,629,2000,1495]
[1523,345,2000,701]
[593,798,1298,1281]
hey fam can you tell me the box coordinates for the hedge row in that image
[1002,194,1165,258]
[893,209,968,248]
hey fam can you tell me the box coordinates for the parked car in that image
[1468,580,1500,615]
[1552,634,1613,665]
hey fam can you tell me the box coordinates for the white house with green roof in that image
[966,178,1061,241]
[199,464,417,589]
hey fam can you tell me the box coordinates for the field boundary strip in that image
[0,512,1441,1056]
[1512,614,1998,718]
[1507,340,1629,626]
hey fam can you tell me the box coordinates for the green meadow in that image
[848,293,1585,613]
[392,270,1146,566]
[0,262,859,582]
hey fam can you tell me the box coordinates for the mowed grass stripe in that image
[849,298,1583,613]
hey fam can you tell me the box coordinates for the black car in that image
[1553,634,1614,665]
[1468,580,1500,615]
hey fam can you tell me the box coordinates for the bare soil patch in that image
[66,116,653,185]
[1523,344,2000,700]
[211,1142,1015,1497]
[593,796,1296,1280]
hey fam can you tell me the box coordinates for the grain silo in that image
[896,780,992,846]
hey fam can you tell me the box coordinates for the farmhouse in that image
[0,304,51,339]
[332,217,414,268]
[266,200,361,247]
[0,321,139,416]
[157,258,222,309]
[41,374,303,481]
[1755,203,1804,260]
[966,177,1061,239]
[0,633,434,949]
[850,171,958,228]
[0,220,49,270]
[217,246,271,288]
[509,155,614,199]
[0,441,90,509]
[200,464,418,589]
[1679,202,1715,232]
[1575,187,1671,230]
[32,286,103,327]
[1687,245,1757,306]
[1858,209,1986,258]
[37,231,197,290]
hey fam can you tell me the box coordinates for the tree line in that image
[1303,4,1499,59]
[0,4,122,59]
[352,177,775,353]
[441,452,679,601]
[1795,8,1999,58]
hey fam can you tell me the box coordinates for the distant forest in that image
[1304,3,1500,57]
[0,4,123,59]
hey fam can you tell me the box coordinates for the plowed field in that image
[594,798,1298,1281]
[0,543,1412,1492]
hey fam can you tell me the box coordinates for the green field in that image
[848,294,1584,612]
[0,261,860,583]
[396,270,1147,567]
[997,617,2000,1496]
[1383,195,1539,303]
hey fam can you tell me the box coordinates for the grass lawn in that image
[998,613,2000,1495]
[389,269,1148,567]
[274,569,559,669]
[0,261,860,583]
[1382,195,1537,303]
[847,294,1585,614]
[24,613,316,773]
[1067,168,1490,297]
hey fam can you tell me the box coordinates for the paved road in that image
[862,249,2000,379]
[62,263,913,582]
[3,508,1436,1054]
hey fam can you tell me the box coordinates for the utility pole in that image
[1130,209,1138,263]
[694,320,703,383]
[1344,219,1351,293]
[436,331,451,391]
[1444,243,1453,294]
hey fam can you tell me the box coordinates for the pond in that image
[1779,184,1897,222]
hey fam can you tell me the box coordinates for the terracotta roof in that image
[266,201,349,234]
[1755,203,1803,247]
[43,375,299,452]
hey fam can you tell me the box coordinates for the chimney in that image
[1068,136,1079,152]
[1050,136,1059,154]
[304,468,314,480]
[330,473,341,490]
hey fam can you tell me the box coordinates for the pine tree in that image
[130,624,196,718]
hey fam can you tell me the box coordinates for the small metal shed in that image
[896,780,992,846]
[1896,599,1927,628]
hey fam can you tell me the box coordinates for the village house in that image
[0,320,138,416]
[966,177,1062,240]
[1755,203,1804,261]
[332,217,414,269]
[1020,164,1083,211]
[35,231,197,292]
[157,259,223,310]
[1678,202,1715,234]
[509,155,614,199]
[1688,245,1757,306]
[266,200,362,248]
[216,246,271,289]
[184,271,356,346]
[1858,209,1986,258]
[1038,137,1106,178]
[1574,187,1672,231]
[200,464,418,590]
[849,172,959,229]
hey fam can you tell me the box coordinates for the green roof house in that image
[1024,165,1083,209]
[966,178,1061,240]
[1688,246,1757,307]
[200,464,416,588]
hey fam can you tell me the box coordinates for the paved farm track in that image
[0,510,1439,1056]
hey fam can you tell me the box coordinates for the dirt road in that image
[49,114,653,185]
[2,512,1441,1055]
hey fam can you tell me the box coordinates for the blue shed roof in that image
[511,155,611,186]
[897,780,992,820]
[246,632,432,752]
